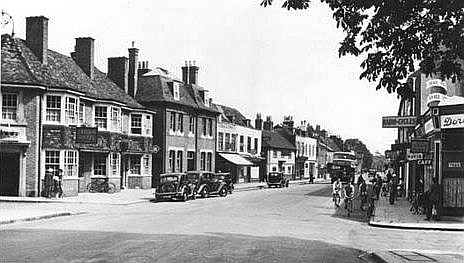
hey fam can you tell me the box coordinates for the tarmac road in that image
[1,184,463,262]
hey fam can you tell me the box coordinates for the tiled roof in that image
[1,34,145,109]
[136,74,219,114]
[214,103,248,126]
[262,130,296,150]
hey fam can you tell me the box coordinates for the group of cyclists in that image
[332,175,370,216]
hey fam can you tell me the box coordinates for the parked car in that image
[154,173,196,202]
[186,171,230,198]
[215,172,234,194]
[267,172,289,188]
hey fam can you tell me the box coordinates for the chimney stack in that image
[255,113,263,130]
[128,41,139,98]
[107,57,128,93]
[182,61,189,83]
[283,116,294,128]
[26,16,49,65]
[188,60,199,85]
[72,37,95,79]
[263,116,273,131]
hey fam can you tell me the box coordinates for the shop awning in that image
[219,153,253,166]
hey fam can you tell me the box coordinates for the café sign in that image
[382,116,417,128]
[417,159,432,165]
[441,114,464,129]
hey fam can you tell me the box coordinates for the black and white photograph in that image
[0,0,463,262]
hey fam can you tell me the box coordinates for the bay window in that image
[46,95,61,122]
[94,106,108,129]
[130,114,142,135]
[110,153,120,177]
[45,151,60,174]
[65,97,78,125]
[1,93,18,121]
[144,115,152,136]
[64,150,78,177]
[111,107,121,132]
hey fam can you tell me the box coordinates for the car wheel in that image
[219,187,227,197]
[87,183,95,193]
[201,188,209,198]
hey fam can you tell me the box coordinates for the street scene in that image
[1,0,464,262]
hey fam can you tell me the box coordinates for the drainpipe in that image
[37,92,43,197]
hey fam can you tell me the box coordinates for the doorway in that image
[0,152,20,196]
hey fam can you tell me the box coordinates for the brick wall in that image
[23,90,40,196]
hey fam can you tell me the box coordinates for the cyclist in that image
[332,177,342,207]
[344,180,355,211]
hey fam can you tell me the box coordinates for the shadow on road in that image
[1,229,366,263]
[305,184,369,223]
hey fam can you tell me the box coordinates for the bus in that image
[328,152,357,183]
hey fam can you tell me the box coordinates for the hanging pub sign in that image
[424,118,435,134]
[417,159,432,165]
[382,116,417,128]
[75,127,98,144]
[441,114,464,129]
[410,139,429,153]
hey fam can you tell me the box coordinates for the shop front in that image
[216,152,254,183]
[42,125,154,196]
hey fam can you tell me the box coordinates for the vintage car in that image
[267,172,289,188]
[215,172,234,195]
[186,171,230,198]
[153,173,196,202]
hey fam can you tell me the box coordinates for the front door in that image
[0,152,20,196]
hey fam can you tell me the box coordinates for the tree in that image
[260,0,464,99]
[343,138,373,170]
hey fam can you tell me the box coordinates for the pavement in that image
[369,194,464,231]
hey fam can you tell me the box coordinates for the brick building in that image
[0,16,154,197]
[135,61,219,184]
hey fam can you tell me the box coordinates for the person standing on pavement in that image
[358,179,368,210]
[426,177,442,221]
[389,172,398,205]
[44,168,54,198]
[53,169,63,198]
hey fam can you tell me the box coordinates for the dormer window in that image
[173,82,180,101]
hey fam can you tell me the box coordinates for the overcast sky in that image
[2,0,399,153]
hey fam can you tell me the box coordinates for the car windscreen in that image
[160,176,179,183]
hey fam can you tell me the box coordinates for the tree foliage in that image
[260,0,464,98]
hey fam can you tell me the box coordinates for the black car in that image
[154,173,196,202]
[215,172,234,194]
[186,171,230,198]
[267,172,289,188]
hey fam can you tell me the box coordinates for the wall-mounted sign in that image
[411,139,429,153]
[448,162,462,168]
[426,79,447,90]
[441,114,464,129]
[417,159,432,165]
[443,152,464,173]
[407,152,423,161]
[76,127,97,144]
[424,119,435,134]
[382,116,417,128]
[391,143,409,151]
[427,93,446,105]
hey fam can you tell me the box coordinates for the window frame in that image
[176,150,183,172]
[218,132,224,151]
[110,107,122,132]
[188,116,195,134]
[130,113,143,135]
[109,153,120,177]
[94,105,108,130]
[1,92,18,122]
[45,95,62,124]
[129,155,141,175]
[93,154,107,177]
[63,150,78,177]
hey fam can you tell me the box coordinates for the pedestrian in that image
[44,168,54,198]
[389,172,398,205]
[309,173,314,184]
[358,179,368,210]
[53,169,63,198]
[426,177,441,221]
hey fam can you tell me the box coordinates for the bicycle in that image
[345,197,354,217]
[87,178,116,193]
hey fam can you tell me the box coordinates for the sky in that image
[1,0,399,153]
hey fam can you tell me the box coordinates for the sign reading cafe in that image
[441,114,464,129]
